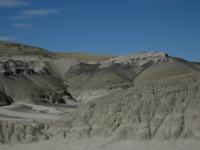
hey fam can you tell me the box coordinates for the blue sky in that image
[0,0,200,61]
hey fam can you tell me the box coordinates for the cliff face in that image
[0,57,76,105]
[0,120,49,144]
[0,57,50,76]
[2,73,200,144]
[99,52,170,67]
[0,91,13,106]
[51,73,200,141]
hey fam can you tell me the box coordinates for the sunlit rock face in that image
[1,41,200,146]
[56,74,200,141]
[100,52,170,68]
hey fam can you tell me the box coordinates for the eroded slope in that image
[64,52,198,103]
[0,57,76,105]
[50,73,200,141]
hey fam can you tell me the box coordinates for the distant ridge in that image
[0,41,112,61]
[0,41,53,57]
[55,52,112,62]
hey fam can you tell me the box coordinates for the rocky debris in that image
[0,120,50,144]
[75,89,114,103]
[100,52,171,68]
[0,91,13,106]
[50,73,200,141]
[0,57,51,76]
[32,88,76,104]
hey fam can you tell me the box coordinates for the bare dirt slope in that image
[1,138,200,150]
[64,52,198,103]
[49,73,200,142]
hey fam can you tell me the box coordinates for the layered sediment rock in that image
[0,57,76,105]
[52,74,200,141]
[0,120,49,144]
[1,42,200,145]
[64,52,173,102]
[100,52,170,67]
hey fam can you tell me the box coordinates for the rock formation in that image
[64,52,198,103]
[1,41,200,146]
[0,91,13,106]
[0,42,76,105]
[50,73,200,141]
[0,120,49,144]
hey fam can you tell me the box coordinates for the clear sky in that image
[0,0,200,61]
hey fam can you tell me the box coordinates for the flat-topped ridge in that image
[100,52,170,68]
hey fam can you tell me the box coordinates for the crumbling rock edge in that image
[0,120,50,144]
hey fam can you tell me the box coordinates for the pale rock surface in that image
[49,73,200,142]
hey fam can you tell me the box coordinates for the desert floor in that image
[0,137,200,150]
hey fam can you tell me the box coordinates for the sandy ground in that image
[0,137,200,150]
[0,103,75,122]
